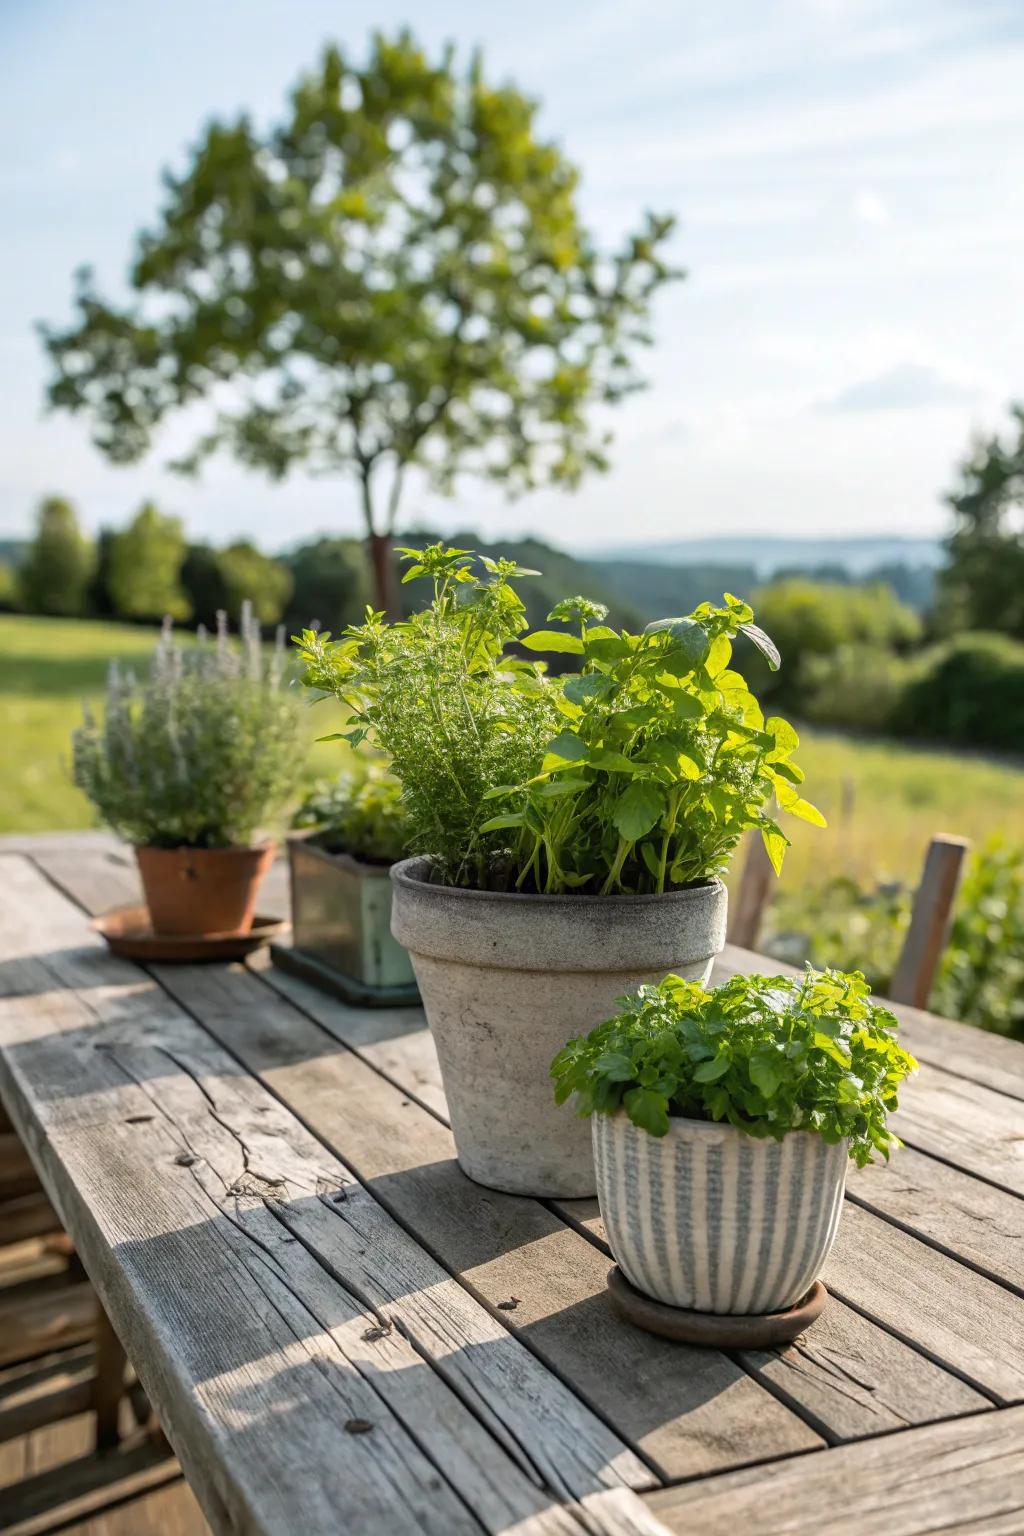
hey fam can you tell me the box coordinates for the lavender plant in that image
[73,605,307,848]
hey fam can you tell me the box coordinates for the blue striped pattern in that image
[594,1113,848,1315]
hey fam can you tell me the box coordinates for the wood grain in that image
[252,953,1001,1442]
[0,855,668,1536]
[644,1403,1024,1535]
[149,958,823,1481]
[890,835,968,1010]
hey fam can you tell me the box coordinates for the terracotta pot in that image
[135,844,276,937]
[389,856,727,1198]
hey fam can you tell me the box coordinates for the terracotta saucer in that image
[607,1266,827,1347]
[92,906,289,963]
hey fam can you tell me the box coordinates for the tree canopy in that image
[40,31,679,611]
[106,503,190,621]
[20,497,94,617]
[941,404,1024,639]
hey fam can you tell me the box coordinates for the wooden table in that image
[1,833,1022,1535]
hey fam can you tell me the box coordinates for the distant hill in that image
[594,535,944,579]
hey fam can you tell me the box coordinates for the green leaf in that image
[563,672,613,705]
[694,1053,730,1082]
[521,630,585,654]
[739,621,781,671]
[622,1087,670,1137]
[749,1044,782,1097]
[760,826,789,876]
[613,780,665,841]
[543,730,589,763]
[480,813,525,831]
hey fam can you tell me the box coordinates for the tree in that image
[940,404,1024,639]
[20,496,94,616]
[217,540,293,625]
[180,542,228,630]
[40,32,679,614]
[747,577,922,704]
[283,537,367,636]
[107,503,190,621]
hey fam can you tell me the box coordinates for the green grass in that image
[0,613,349,834]
[1,615,1022,888]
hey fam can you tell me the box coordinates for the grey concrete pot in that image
[390,857,727,1198]
[594,1112,848,1314]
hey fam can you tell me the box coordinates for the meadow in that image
[1,614,1022,901]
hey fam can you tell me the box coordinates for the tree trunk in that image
[367,531,399,619]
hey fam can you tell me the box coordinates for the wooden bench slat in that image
[256,954,999,1441]
[147,955,822,1482]
[643,1403,1024,1535]
[0,856,668,1536]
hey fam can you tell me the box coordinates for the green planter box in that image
[273,837,419,1007]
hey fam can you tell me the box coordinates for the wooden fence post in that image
[890,835,969,1010]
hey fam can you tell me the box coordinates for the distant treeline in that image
[3,495,1020,756]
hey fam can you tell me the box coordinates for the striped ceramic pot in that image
[594,1112,848,1315]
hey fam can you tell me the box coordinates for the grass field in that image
[0,613,348,834]
[1,613,1022,893]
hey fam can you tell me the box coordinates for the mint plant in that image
[550,968,917,1166]
[296,542,823,893]
[294,760,409,865]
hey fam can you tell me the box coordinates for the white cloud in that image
[854,189,890,226]
[820,362,981,412]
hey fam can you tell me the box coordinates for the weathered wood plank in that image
[0,1436,182,1536]
[847,1146,1024,1296]
[0,855,666,1536]
[825,1203,1024,1402]
[552,1195,989,1441]
[891,1068,1024,1198]
[560,1190,1024,1405]
[644,1404,1024,1535]
[0,1277,95,1368]
[0,1345,95,1444]
[149,959,823,1481]
[890,835,968,1010]
[716,943,1024,1101]
[254,956,1000,1441]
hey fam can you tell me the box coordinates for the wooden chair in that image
[727,832,970,1011]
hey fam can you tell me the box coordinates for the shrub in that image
[293,760,408,864]
[895,633,1024,753]
[73,607,307,847]
[296,543,823,893]
[550,968,917,1167]
[763,876,911,990]
[746,579,922,705]
[933,839,1024,1039]
[800,644,921,733]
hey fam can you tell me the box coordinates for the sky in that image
[1,0,1022,554]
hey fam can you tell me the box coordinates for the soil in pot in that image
[594,1111,848,1316]
[136,844,276,937]
[390,856,728,1199]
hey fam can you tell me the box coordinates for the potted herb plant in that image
[296,544,823,1197]
[551,968,917,1319]
[73,608,307,937]
[279,761,418,1004]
